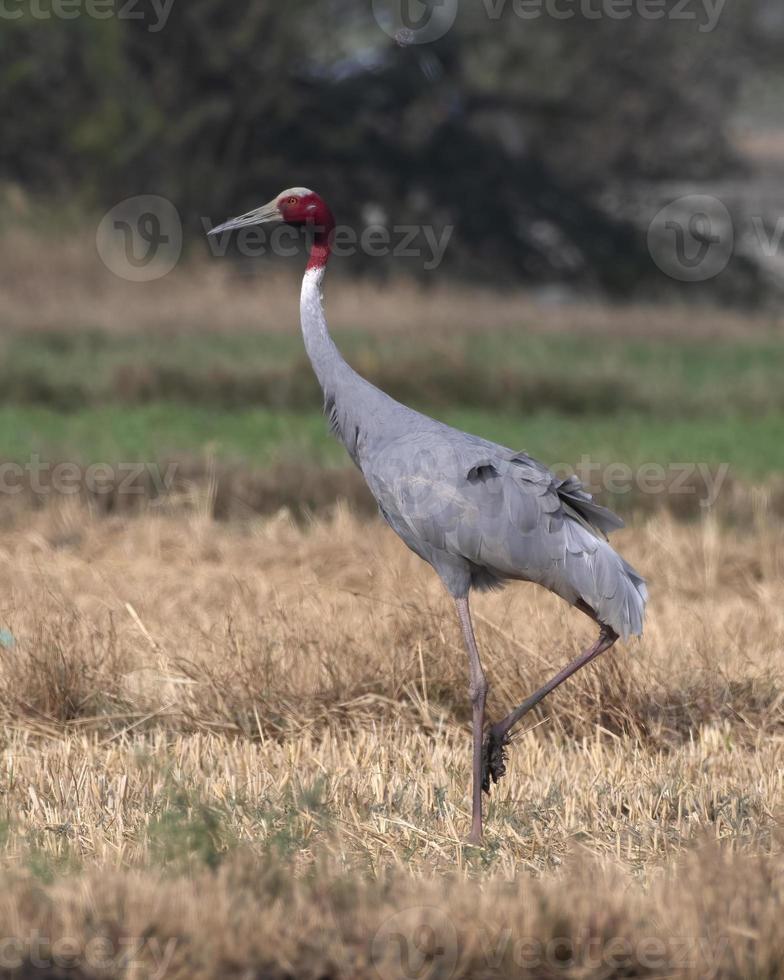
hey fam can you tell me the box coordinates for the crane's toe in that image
[481,729,509,794]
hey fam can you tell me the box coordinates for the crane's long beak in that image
[207,198,282,236]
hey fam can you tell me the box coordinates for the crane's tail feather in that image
[556,476,625,537]
[556,521,647,640]
[580,542,647,640]
[556,478,647,637]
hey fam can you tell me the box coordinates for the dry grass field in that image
[0,499,782,978]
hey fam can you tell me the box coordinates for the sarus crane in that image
[209,189,647,844]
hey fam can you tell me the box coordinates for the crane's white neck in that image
[299,251,408,464]
[300,264,343,392]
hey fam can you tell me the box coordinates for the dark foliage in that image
[0,0,770,292]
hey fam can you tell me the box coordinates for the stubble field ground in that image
[0,220,782,978]
[0,503,782,978]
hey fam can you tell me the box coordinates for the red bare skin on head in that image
[278,192,336,270]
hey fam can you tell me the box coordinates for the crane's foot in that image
[481,728,509,794]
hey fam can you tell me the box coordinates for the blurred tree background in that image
[1,0,782,297]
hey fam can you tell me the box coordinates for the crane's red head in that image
[208,188,335,269]
[276,188,334,230]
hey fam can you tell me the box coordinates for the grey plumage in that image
[210,187,647,843]
[302,266,647,640]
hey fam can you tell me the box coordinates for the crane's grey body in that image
[302,267,647,640]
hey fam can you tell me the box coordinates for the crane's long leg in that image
[482,623,618,792]
[454,596,488,844]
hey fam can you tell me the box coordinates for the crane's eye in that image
[287,197,298,205]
